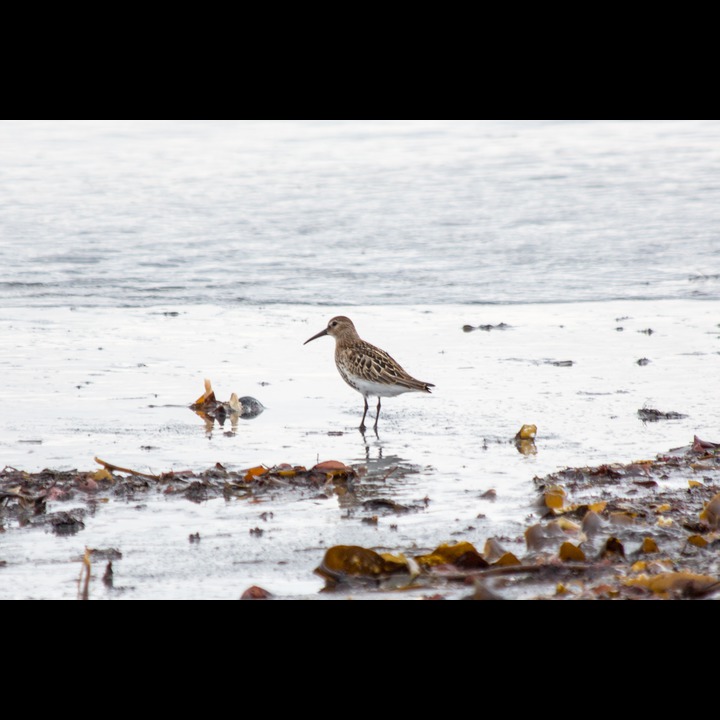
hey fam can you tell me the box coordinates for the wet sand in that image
[1,300,719,599]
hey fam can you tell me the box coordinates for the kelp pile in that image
[2,436,719,600]
[309,436,720,599]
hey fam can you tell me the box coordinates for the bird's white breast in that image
[345,376,416,398]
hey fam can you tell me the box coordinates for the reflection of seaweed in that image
[336,447,426,515]
[356,446,422,487]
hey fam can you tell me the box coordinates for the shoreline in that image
[2,300,719,599]
[3,435,719,600]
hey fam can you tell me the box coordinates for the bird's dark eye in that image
[330,321,337,327]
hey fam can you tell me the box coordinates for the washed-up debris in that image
[5,433,720,600]
[688,273,720,282]
[361,498,413,515]
[312,436,720,599]
[236,396,264,417]
[515,424,537,440]
[637,358,651,366]
[190,378,265,429]
[462,322,511,333]
[241,585,273,600]
[0,456,368,523]
[50,510,86,535]
[515,424,537,455]
[638,407,687,422]
[415,541,489,569]
[699,492,720,528]
[77,548,92,600]
[95,457,159,481]
[315,545,418,588]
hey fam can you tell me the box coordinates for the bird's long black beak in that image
[304,328,328,345]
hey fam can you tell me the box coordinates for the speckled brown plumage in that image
[304,316,434,432]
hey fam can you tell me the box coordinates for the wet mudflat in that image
[1,300,719,600]
[3,435,719,600]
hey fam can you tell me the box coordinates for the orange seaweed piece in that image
[699,492,720,529]
[313,460,351,472]
[640,537,659,553]
[240,586,273,600]
[311,460,353,479]
[516,424,537,440]
[192,378,216,408]
[544,485,566,510]
[243,465,268,482]
[315,545,409,581]
[415,541,481,568]
[624,571,719,595]
[559,542,586,562]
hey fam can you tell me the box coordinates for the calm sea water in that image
[2,119,719,308]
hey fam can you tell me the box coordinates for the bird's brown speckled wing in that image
[338,340,434,392]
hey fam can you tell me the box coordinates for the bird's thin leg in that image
[359,397,369,432]
[373,397,381,431]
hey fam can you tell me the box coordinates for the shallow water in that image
[1,120,719,599]
[2,300,718,599]
[1,120,719,308]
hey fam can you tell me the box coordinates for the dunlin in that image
[304,316,434,432]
